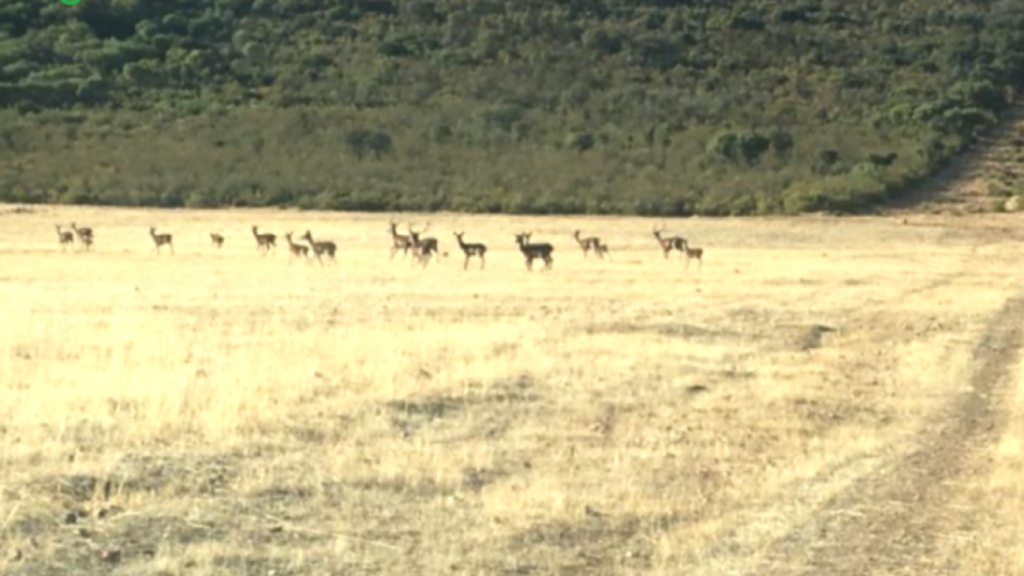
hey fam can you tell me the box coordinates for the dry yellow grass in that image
[2,205,1024,575]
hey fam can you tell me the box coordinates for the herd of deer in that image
[53,219,704,270]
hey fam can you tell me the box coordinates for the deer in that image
[149,227,174,255]
[387,218,413,260]
[453,232,486,270]
[515,232,554,271]
[252,225,276,255]
[682,241,704,270]
[76,233,94,251]
[652,225,686,259]
[573,230,605,259]
[210,233,224,248]
[70,222,93,250]
[408,224,439,269]
[284,232,310,263]
[301,230,336,266]
[55,225,74,252]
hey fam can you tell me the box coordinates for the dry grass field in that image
[2,204,1024,575]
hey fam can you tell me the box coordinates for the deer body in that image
[388,220,412,260]
[285,232,310,263]
[454,232,486,270]
[70,222,93,250]
[652,227,686,259]
[573,230,604,259]
[301,230,336,266]
[252,226,276,255]
[56,225,74,251]
[149,227,174,255]
[683,242,704,270]
[408,225,439,268]
[515,232,554,271]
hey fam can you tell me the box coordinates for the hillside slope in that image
[889,99,1024,214]
[1,0,1023,215]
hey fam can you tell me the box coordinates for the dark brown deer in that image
[388,218,412,260]
[573,230,604,259]
[515,232,554,271]
[301,230,336,266]
[284,232,310,263]
[210,233,224,248]
[453,232,486,270]
[252,226,276,255]
[652,225,686,259]
[408,224,439,268]
[149,227,174,255]
[56,225,74,252]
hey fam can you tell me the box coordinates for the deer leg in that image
[480,255,485,270]
[464,255,469,270]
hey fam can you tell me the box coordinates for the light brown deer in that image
[210,233,224,248]
[70,222,93,251]
[683,241,703,270]
[284,232,310,263]
[573,230,604,259]
[149,227,174,255]
[652,225,686,259]
[388,218,412,260]
[56,225,74,251]
[252,226,276,255]
[301,230,336,266]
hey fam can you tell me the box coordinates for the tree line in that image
[1,0,1023,215]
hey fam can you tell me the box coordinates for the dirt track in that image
[764,295,1023,575]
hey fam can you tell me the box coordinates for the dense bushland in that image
[1,0,1023,215]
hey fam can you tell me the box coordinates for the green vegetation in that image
[1,0,1023,215]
